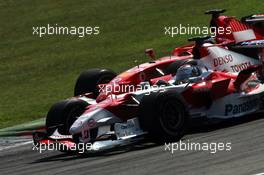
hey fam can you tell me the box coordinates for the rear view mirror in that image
[145,48,156,60]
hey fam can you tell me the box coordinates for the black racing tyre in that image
[46,99,88,136]
[138,91,189,143]
[74,68,117,97]
[165,59,194,75]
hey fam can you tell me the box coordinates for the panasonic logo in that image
[225,99,258,116]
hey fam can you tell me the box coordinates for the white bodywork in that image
[199,44,261,73]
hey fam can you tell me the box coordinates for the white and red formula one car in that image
[33,34,264,153]
[33,9,264,153]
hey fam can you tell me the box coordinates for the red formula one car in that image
[33,45,194,152]
[33,11,264,153]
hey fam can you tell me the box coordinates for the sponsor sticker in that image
[224,99,258,116]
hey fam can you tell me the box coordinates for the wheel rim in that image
[160,100,184,135]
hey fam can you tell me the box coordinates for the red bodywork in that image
[211,14,264,44]
[96,54,192,102]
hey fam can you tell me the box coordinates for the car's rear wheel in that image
[46,99,88,136]
[138,91,189,142]
[74,68,117,97]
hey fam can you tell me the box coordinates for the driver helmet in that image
[174,64,202,84]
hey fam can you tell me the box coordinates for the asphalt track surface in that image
[1,116,264,175]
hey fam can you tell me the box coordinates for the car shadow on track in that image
[31,113,264,163]
[30,141,157,163]
[188,113,264,134]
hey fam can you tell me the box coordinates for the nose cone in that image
[69,120,83,134]
[69,108,118,135]
[69,112,93,135]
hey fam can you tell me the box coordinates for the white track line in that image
[254,173,264,175]
[0,141,32,151]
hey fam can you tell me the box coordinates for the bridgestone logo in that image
[225,99,258,116]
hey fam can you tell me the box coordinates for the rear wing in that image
[241,14,264,24]
[205,9,264,44]
[231,40,264,49]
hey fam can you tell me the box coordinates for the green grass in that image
[0,0,263,128]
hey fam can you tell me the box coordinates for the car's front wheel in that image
[46,99,88,136]
[138,91,189,142]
